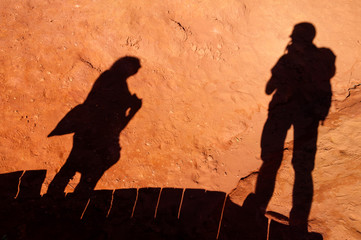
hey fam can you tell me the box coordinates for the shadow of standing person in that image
[253,23,336,238]
[47,56,142,198]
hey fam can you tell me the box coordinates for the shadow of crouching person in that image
[47,56,143,199]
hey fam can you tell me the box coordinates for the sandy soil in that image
[1,0,361,239]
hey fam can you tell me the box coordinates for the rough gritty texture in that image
[1,0,361,239]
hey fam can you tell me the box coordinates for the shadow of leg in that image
[47,162,76,198]
[255,112,291,212]
[73,169,104,198]
[255,156,283,213]
[290,119,318,235]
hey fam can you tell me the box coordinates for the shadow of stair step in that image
[179,189,226,239]
[17,170,46,200]
[0,171,23,200]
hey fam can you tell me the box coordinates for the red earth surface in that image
[1,1,361,239]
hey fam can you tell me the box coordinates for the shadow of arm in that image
[122,94,142,129]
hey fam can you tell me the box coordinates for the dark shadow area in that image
[0,169,309,240]
[46,56,142,198]
[249,22,335,239]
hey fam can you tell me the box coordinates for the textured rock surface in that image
[1,0,361,239]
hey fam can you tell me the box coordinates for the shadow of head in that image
[290,22,316,45]
[110,56,141,78]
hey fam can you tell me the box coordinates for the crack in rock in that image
[79,57,102,72]
[170,18,189,40]
[345,83,361,99]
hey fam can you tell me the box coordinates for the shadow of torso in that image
[47,57,142,197]
[267,45,335,119]
[69,71,133,171]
